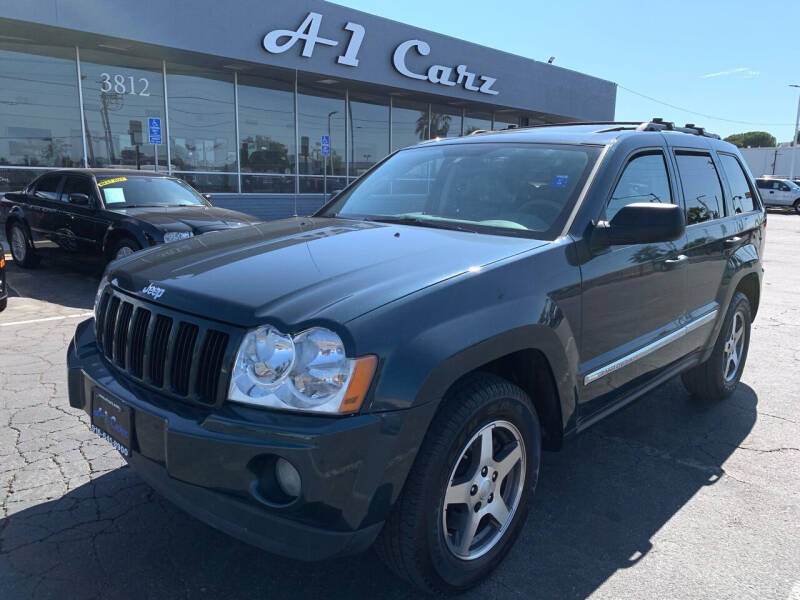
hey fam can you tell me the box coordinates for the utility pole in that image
[790,84,800,180]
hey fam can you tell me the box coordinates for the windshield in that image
[97,176,207,208]
[318,143,602,239]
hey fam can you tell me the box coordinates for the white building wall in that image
[739,146,800,179]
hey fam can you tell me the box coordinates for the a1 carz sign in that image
[262,12,499,96]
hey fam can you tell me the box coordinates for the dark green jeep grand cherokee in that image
[67,121,765,594]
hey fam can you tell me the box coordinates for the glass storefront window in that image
[464,110,492,134]
[79,50,165,169]
[299,175,347,195]
[493,110,520,131]
[349,93,388,178]
[238,73,295,176]
[430,104,462,139]
[297,82,345,177]
[175,172,237,193]
[391,98,428,152]
[242,174,295,194]
[0,43,82,167]
[167,64,236,172]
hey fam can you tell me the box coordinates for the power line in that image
[617,84,795,127]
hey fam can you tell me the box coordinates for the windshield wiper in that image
[362,215,477,233]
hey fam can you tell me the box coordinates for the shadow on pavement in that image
[2,253,103,312]
[0,380,757,599]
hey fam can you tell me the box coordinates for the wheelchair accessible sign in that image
[148,117,162,145]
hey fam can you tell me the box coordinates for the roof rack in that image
[510,118,720,139]
[635,118,720,139]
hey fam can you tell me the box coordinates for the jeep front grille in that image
[94,287,238,407]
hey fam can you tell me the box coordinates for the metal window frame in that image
[74,46,89,168]
[162,60,172,174]
[233,70,242,193]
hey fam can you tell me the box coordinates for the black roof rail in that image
[457,119,721,139]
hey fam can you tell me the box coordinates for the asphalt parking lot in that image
[1,214,799,600]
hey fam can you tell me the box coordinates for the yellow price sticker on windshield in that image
[98,177,127,187]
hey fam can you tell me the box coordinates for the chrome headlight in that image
[229,325,376,414]
[163,231,194,243]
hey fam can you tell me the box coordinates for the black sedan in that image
[0,169,262,267]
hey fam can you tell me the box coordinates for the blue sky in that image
[336,0,800,142]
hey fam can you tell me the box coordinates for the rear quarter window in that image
[674,152,725,224]
[718,154,757,214]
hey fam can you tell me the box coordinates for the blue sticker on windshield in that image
[551,174,569,188]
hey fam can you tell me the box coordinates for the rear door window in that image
[606,152,672,221]
[674,152,725,224]
[718,154,757,214]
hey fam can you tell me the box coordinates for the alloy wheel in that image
[115,246,134,259]
[11,227,27,262]
[722,309,746,383]
[442,420,525,561]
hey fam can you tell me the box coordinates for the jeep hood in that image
[108,217,546,327]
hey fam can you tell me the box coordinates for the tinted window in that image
[321,143,601,240]
[60,176,95,203]
[675,152,724,224]
[718,154,756,214]
[756,179,769,189]
[33,174,62,201]
[606,153,672,220]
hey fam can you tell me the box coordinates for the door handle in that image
[724,236,744,249]
[664,254,688,268]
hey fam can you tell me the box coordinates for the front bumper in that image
[67,318,437,560]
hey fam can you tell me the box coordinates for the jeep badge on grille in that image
[141,284,166,300]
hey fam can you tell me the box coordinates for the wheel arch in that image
[734,271,760,319]
[102,226,147,261]
[4,206,30,238]
[413,326,576,451]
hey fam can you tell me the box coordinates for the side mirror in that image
[596,203,685,246]
[202,193,212,204]
[69,192,91,206]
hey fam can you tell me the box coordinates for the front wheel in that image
[374,373,541,594]
[794,200,800,215]
[8,222,39,268]
[682,292,752,402]
[108,237,141,262]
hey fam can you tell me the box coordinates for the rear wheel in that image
[8,222,39,268]
[374,373,541,594]
[682,292,752,402]
[793,200,800,215]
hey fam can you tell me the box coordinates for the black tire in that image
[0,297,6,312]
[8,222,39,268]
[681,291,752,402]
[108,236,141,262]
[794,200,800,215]
[374,372,541,595]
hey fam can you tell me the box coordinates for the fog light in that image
[275,457,301,498]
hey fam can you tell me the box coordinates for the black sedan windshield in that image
[319,143,602,239]
[97,176,207,208]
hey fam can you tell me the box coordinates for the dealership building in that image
[0,0,617,219]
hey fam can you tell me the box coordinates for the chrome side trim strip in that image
[583,310,718,386]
